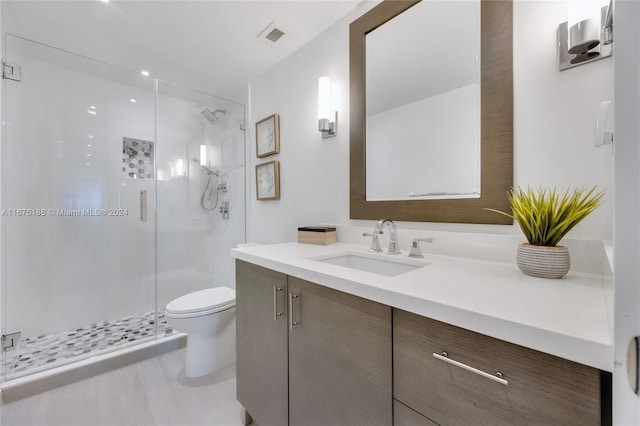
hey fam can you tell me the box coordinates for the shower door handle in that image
[140,190,148,222]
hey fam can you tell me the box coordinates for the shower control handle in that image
[273,286,283,321]
[140,190,147,222]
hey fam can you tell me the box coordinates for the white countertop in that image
[231,242,613,372]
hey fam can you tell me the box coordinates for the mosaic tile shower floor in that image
[5,310,173,378]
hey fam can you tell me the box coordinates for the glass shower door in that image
[2,35,157,379]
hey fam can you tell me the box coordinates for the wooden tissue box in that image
[298,227,337,245]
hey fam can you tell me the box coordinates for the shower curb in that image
[1,333,186,404]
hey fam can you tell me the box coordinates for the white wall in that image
[247,4,370,244]
[514,1,613,240]
[247,0,613,244]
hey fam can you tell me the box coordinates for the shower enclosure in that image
[1,35,245,380]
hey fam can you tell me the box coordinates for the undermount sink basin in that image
[314,252,429,277]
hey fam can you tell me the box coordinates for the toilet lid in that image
[166,286,236,315]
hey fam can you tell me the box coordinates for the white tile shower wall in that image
[3,51,245,339]
[246,1,613,249]
[156,89,245,310]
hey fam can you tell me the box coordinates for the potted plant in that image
[486,186,605,279]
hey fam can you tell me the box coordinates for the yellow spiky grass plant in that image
[486,186,605,247]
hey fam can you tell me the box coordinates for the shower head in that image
[191,158,219,176]
[201,108,226,125]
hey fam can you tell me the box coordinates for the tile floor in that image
[0,348,243,426]
[5,311,172,378]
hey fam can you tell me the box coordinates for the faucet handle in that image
[363,232,382,252]
[408,237,434,258]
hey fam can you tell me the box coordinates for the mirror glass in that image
[350,0,512,224]
[365,1,481,201]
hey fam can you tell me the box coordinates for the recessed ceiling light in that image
[88,110,97,115]
[87,144,92,147]
[89,105,96,110]
[87,153,92,157]
[99,0,110,3]
[130,98,137,103]
[88,134,94,139]
[140,70,150,77]
[86,162,91,166]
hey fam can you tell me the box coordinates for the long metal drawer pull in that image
[288,293,300,330]
[273,286,283,321]
[433,351,508,386]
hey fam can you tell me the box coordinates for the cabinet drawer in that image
[393,309,602,426]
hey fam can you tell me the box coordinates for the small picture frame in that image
[256,160,280,200]
[256,113,280,158]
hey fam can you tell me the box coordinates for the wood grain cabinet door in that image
[394,309,602,426]
[288,277,392,426]
[236,260,289,426]
[394,400,439,426]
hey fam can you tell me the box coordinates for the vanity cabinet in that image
[393,309,603,426]
[235,260,393,426]
[236,260,607,426]
[236,261,288,426]
[288,276,392,426]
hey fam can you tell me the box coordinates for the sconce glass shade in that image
[568,18,600,54]
[199,144,207,166]
[176,159,185,177]
[317,76,337,138]
[318,76,331,121]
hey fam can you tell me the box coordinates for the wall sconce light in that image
[175,159,186,178]
[558,0,613,71]
[318,76,337,139]
[199,144,208,166]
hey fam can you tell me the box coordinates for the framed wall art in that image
[256,160,280,200]
[256,113,280,157]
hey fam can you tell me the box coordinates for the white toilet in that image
[165,286,236,378]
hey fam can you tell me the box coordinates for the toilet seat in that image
[166,286,236,318]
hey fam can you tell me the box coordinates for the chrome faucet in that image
[373,219,401,255]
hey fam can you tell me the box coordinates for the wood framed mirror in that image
[349,0,513,224]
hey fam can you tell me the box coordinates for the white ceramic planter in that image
[516,244,570,279]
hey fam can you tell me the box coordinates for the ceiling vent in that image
[258,22,286,45]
